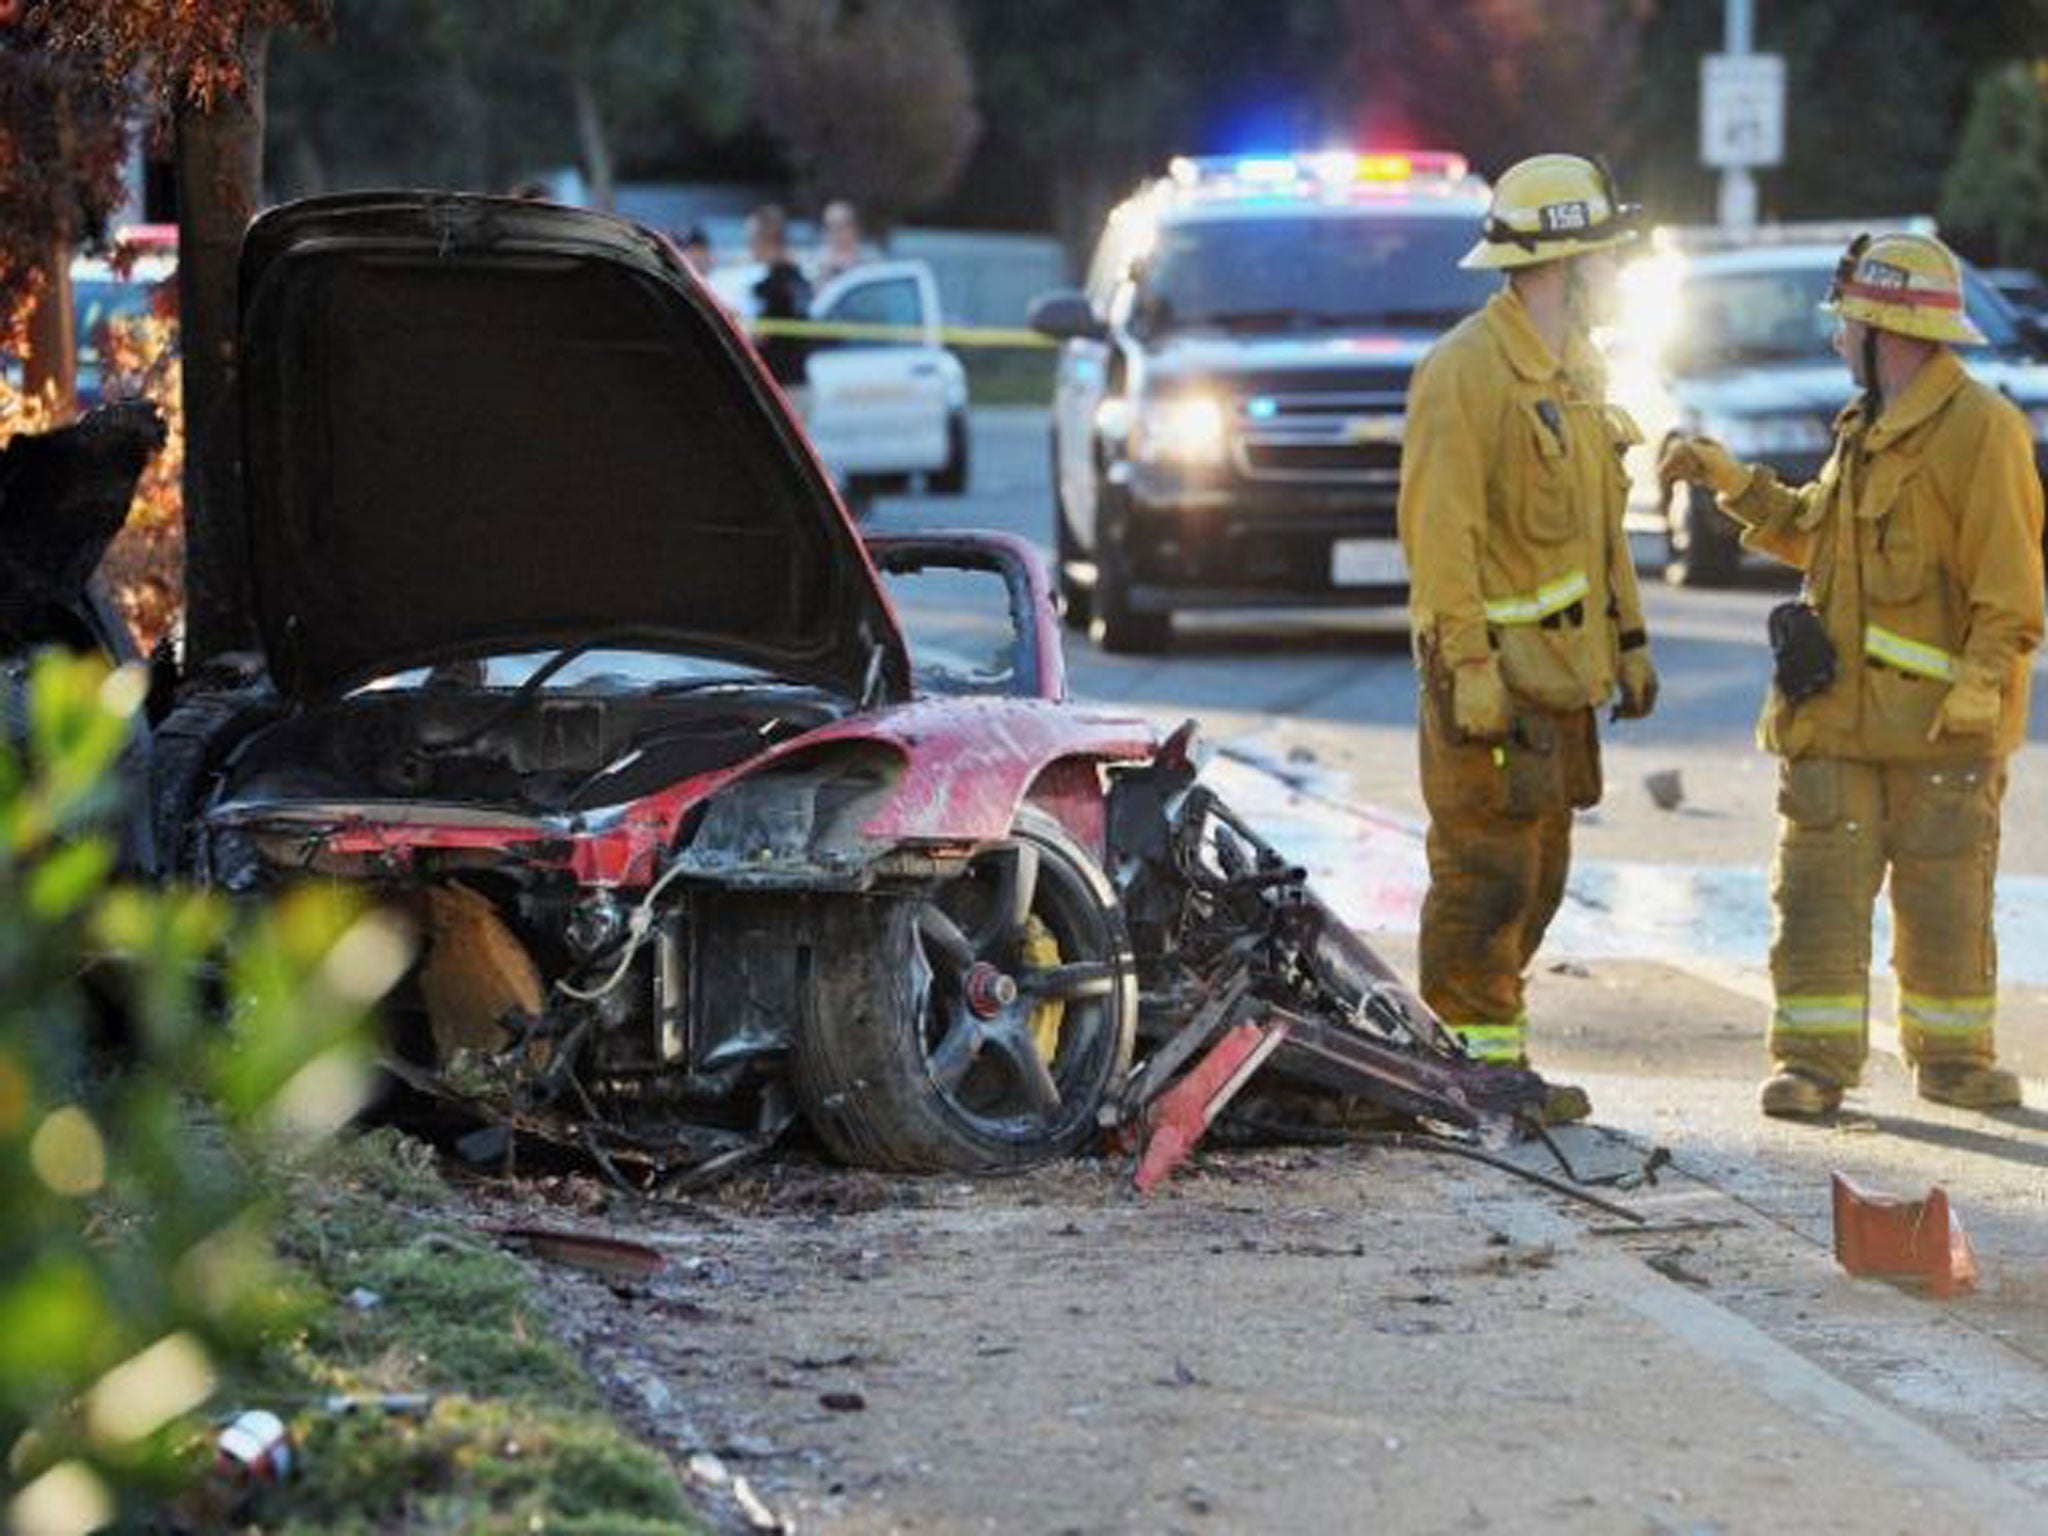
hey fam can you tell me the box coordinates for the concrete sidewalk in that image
[511,951,2048,1533]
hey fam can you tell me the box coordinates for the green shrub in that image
[0,652,406,1533]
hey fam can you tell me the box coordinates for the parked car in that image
[707,253,969,501]
[1030,151,1494,652]
[1607,228,2048,585]
[804,258,971,498]
[1983,265,2048,323]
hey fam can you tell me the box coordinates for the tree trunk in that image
[569,66,614,210]
[23,238,78,419]
[23,85,81,418]
[177,25,269,662]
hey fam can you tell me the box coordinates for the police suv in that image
[1028,151,1496,651]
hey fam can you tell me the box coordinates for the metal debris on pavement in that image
[487,1224,668,1280]
[1104,734,1562,1194]
[1644,769,1685,810]
[214,1409,296,1486]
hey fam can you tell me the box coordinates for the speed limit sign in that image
[1701,53,1785,168]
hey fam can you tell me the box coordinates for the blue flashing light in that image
[1246,396,1280,420]
[1234,157,1300,185]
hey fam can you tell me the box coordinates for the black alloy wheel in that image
[793,807,1135,1171]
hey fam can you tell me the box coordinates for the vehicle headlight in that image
[1131,393,1228,466]
[680,747,902,873]
[1702,412,1832,458]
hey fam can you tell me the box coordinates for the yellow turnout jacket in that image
[1399,288,1647,712]
[1723,350,2045,761]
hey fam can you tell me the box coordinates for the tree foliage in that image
[1940,62,2048,268]
[0,23,129,295]
[956,0,1344,246]
[1340,0,1648,176]
[30,0,331,107]
[0,17,134,410]
[268,0,746,204]
[749,0,982,231]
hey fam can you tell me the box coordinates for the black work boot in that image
[1916,1061,2021,1109]
[1537,1079,1592,1125]
[1759,1067,1843,1119]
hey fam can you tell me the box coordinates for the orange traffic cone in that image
[1831,1173,1978,1298]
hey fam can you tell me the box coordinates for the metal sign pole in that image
[1718,0,1759,230]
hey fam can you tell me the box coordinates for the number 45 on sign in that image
[1701,53,1786,169]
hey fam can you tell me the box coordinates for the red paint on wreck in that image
[273,698,1155,888]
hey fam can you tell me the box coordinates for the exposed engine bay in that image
[172,681,1551,1189]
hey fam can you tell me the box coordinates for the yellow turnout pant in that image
[1769,756,2005,1085]
[1418,690,1601,1063]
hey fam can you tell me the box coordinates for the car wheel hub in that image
[965,961,1019,1019]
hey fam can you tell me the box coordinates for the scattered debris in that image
[685,1452,787,1534]
[1105,742,1555,1193]
[1831,1173,1978,1297]
[343,1286,384,1312]
[320,1393,434,1419]
[488,1224,667,1281]
[1644,769,1685,811]
[787,1351,863,1372]
[819,1390,867,1412]
[214,1408,295,1487]
[1466,1242,1559,1277]
[1547,960,1593,978]
[1643,1249,1712,1289]
[1614,1147,1673,1192]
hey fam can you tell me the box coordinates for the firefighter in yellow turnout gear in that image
[1662,232,2045,1117]
[1399,155,1659,1121]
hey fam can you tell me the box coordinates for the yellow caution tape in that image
[749,316,1056,349]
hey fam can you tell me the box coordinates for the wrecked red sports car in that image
[135,193,1181,1175]
[46,192,1550,1189]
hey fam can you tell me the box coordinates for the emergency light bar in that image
[1167,150,1472,193]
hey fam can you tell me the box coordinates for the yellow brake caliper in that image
[1020,914,1066,1064]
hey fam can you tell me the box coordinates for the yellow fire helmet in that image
[1459,153,1642,271]
[1824,231,1987,345]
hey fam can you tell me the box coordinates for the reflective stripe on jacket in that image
[1722,350,2045,762]
[1399,288,1647,712]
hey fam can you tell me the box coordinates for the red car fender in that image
[299,700,1156,888]
[571,697,1154,884]
[835,697,1155,852]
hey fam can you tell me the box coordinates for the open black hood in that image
[237,193,909,700]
